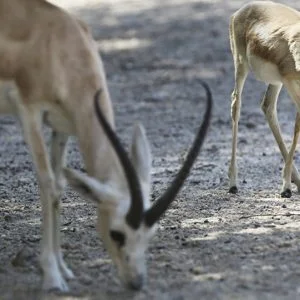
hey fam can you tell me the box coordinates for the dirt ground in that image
[2,0,300,299]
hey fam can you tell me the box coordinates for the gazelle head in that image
[64,81,212,290]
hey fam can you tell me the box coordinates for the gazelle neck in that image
[74,89,125,186]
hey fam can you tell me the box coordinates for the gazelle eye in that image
[110,230,125,247]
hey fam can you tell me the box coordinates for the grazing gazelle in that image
[0,0,212,292]
[228,1,300,198]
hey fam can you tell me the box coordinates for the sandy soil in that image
[2,0,300,299]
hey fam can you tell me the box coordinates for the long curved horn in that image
[94,90,143,229]
[144,80,213,227]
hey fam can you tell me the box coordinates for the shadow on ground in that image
[2,0,300,299]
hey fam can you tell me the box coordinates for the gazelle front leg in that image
[18,106,68,291]
[228,61,248,193]
[50,131,74,280]
[281,112,300,197]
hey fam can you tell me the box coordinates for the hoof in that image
[61,267,75,280]
[229,186,238,194]
[42,274,69,292]
[281,189,292,198]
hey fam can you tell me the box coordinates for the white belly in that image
[247,53,282,84]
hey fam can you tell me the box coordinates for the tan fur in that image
[0,0,121,180]
[228,1,300,197]
[232,1,300,76]
[0,0,127,291]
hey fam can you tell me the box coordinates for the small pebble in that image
[11,247,33,267]
[4,214,12,222]
[190,266,203,275]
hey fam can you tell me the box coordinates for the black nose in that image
[128,274,144,290]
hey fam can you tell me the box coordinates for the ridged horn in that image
[94,90,143,229]
[144,80,212,227]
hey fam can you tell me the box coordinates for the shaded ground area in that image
[2,0,300,299]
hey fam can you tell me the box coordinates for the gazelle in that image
[0,0,212,292]
[228,1,300,198]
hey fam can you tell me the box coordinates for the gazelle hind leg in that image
[50,130,74,279]
[17,105,68,291]
[281,112,300,197]
[281,79,300,196]
[261,84,300,196]
[228,61,248,193]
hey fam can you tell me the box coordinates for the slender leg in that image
[281,112,300,197]
[279,79,300,196]
[17,105,68,291]
[261,84,300,193]
[228,61,248,193]
[50,130,74,279]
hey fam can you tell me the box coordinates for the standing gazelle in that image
[0,0,212,292]
[228,1,300,198]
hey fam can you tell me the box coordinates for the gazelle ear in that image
[130,123,152,184]
[64,168,117,206]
